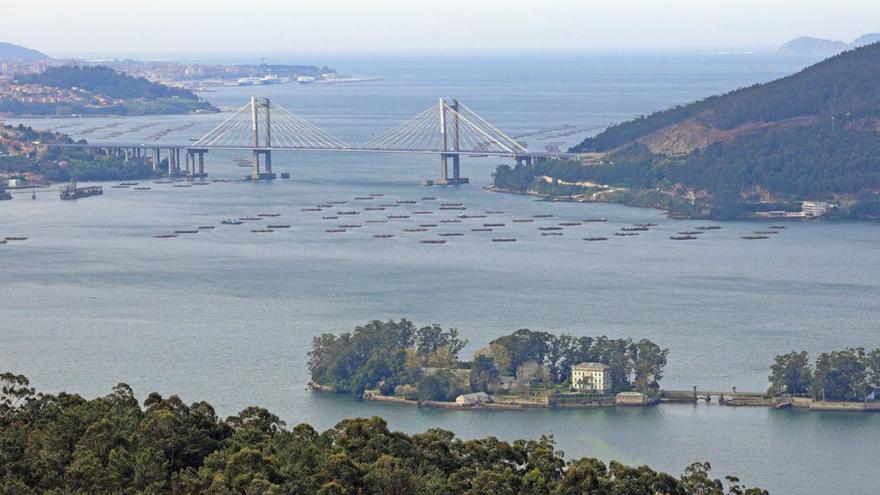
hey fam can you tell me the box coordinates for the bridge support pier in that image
[185,149,208,178]
[152,148,160,173]
[435,153,467,185]
[515,155,533,166]
[167,148,176,176]
[250,150,276,180]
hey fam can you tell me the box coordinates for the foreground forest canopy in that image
[496,43,880,219]
[308,320,667,400]
[0,373,766,494]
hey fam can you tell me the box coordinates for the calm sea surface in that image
[2,54,879,494]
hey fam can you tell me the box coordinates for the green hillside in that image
[493,43,880,219]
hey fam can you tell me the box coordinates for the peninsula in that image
[494,42,880,220]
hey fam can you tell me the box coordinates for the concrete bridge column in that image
[167,149,175,176]
[436,153,467,185]
[152,148,160,173]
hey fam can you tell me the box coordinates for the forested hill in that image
[18,65,200,100]
[571,42,880,153]
[492,43,880,219]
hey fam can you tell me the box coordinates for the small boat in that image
[337,211,360,215]
[111,185,130,189]
[486,210,504,214]
[120,182,138,186]
[492,238,517,242]
[583,237,609,241]
[339,224,362,229]
[317,204,334,208]
[373,234,394,238]
[366,220,389,224]
[741,235,769,240]
[173,184,192,188]
[0,239,6,245]
[403,228,428,232]
[421,239,447,244]
[670,235,698,240]
[696,225,722,230]
[621,226,649,232]
[257,213,281,217]
[221,219,243,225]
[635,223,658,227]
[419,224,438,228]
[533,214,554,218]
[471,228,493,232]
[239,217,261,221]
[322,216,339,220]
[197,226,215,230]
[154,180,173,184]
[677,231,702,235]
[267,225,290,229]
[302,208,322,212]
[369,193,385,197]
[542,232,563,236]
[251,229,274,233]
[442,202,463,206]
[133,187,151,191]
[439,233,464,237]
[770,225,786,229]
[152,234,177,238]
[753,230,779,235]
[538,226,562,231]
[584,218,607,222]
[325,229,346,233]
[484,223,505,227]
[364,207,386,211]
[459,214,486,219]
[559,222,582,227]
[614,232,639,236]
[439,206,466,211]
[421,196,436,200]
[388,215,410,219]
[412,211,433,215]
[512,219,534,223]
[327,201,347,205]
[396,200,417,204]
[3,236,28,241]
[192,182,210,186]
[354,196,374,200]
[440,219,462,223]
[174,230,199,234]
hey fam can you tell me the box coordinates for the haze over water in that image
[2,54,879,494]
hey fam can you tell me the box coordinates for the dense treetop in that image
[768,348,880,401]
[0,373,766,494]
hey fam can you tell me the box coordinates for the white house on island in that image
[571,362,611,393]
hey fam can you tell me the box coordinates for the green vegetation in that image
[573,43,880,152]
[4,66,217,115]
[308,320,667,401]
[768,348,880,401]
[19,66,197,100]
[0,373,766,494]
[0,124,156,182]
[502,43,880,219]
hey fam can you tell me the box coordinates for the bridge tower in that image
[436,98,468,185]
[250,97,276,180]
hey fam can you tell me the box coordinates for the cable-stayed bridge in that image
[47,97,581,184]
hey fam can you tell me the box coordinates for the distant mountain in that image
[0,42,49,61]
[777,33,880,56]
[492,43,880,219]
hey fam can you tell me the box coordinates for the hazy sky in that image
[3,0,879,56]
